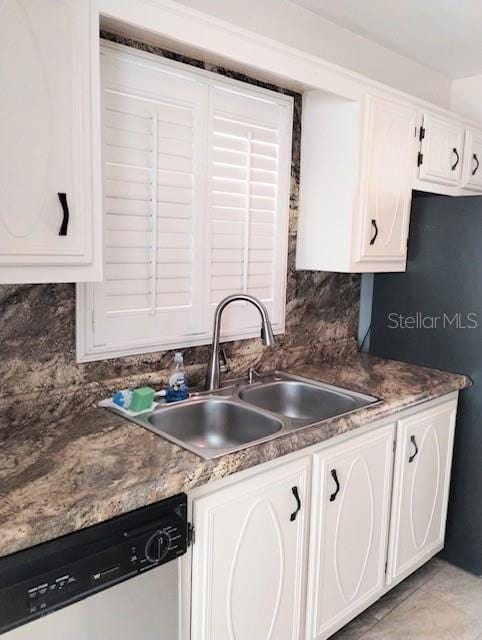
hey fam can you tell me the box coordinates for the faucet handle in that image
[219,347,230,374]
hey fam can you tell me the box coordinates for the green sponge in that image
[129,387,155,412]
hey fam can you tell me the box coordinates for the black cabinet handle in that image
[370,219,379,246]
[57,192,70,236]
[329,469,340,502]
[409,435,419,463]
[451,148,460,171]
[472,153,480,176]
[290,486,301,522]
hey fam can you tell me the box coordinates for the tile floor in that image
[332,557,482,640]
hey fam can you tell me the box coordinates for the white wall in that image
[173,0,452,107]
[451,76,482,123]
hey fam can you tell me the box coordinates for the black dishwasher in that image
[0,493,188,636]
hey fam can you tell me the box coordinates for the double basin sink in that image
[130,371,379,460]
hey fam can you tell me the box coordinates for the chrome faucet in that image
[205,294,275,391]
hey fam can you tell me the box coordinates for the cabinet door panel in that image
[306,425,395,640]
[387,400,457,585]
[462,129,482,192]
[418,113,465,186]
[357,96,416,264]
[0,0,95,267]
[191,457,310,640]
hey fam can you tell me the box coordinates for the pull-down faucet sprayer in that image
[205,294,275,391]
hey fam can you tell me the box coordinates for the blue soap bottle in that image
[166,352,189,402]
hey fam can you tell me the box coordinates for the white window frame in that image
[76,41,293,362]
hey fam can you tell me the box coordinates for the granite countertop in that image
[0,354,470,559]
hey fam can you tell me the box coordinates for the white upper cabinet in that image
[296,92,417,273]
[355,96,417,266]
[387,399,457,586]
[417,112,465,187]
[0,0,101,283]
[306,424,395,640]
[462,128,482,192]
[296,88,482,275]
[191,457,310,640]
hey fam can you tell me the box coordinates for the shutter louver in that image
[208,86,290,338]
[102,91,195,314]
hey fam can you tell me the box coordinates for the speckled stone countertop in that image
[0,355,469,559]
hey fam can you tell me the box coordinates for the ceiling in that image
[288,0,482,78]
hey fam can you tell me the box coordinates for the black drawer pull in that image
[370,219,378,245]
[472,153,480,176]
[290,486,301,522]
[58,192,69,236]
[451,148,460,171]
[409,435,419,463]
[330,469,340,502]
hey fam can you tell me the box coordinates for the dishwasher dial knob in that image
[145,530,171,563]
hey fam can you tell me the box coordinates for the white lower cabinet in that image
[188,395,458,640]
[190,457,310,640]
[387,399,457,586]
[305,424,395,640]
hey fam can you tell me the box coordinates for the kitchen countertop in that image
[0,354,470,559]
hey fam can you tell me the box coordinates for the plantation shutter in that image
[207,84,291,338]
[79,43,292,361]
[92,46,208,351]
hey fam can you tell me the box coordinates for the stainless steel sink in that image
[114,371,379,460]
[239,380,364,421]
[139,398,283,459]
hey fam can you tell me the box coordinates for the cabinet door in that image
[462,128,482,192]
[0,0,99,278]
[191,457,310,640]
[357,96,417,265]
[387,400,457,586]
[306,425,395,640]
[418,112,465,186]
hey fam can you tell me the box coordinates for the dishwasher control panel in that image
[0,494,188,635]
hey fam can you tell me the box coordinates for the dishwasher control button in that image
[144,530,171,563]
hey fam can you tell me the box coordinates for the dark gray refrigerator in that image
[369,191,482,576]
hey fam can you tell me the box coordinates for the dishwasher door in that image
[3,561,180,640]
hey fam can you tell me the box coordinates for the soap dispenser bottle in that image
[167,352,189,402]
